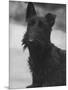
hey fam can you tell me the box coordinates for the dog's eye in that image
[38,21,44,28]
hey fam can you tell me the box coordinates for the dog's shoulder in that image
[50,43,66,66]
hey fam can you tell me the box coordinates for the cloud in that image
[9,1,27,24]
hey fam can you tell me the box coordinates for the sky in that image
[9,1,66,31]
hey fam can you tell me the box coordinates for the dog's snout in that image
[28,39,34,42]
[28,39,42,47]
[24,39,41,46]
[23,39,34,46]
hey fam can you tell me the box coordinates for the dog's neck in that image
[29,42,52,62]
[28,42,52,75]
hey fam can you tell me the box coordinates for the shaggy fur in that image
[22,2,66,88]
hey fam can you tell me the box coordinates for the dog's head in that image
[22,2,56,51]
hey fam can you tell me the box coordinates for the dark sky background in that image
[9,1,66,32]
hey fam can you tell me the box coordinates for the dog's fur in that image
[22,2,66,88]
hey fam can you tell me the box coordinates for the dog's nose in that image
[28,39,42,46]
[28,39,35,46]
[28,39,34,42]
[24,39,34,46]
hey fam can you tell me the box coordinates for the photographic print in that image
[9,1,66,89]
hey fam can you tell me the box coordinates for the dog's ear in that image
[26,2,36,21]
[45,13,56,27]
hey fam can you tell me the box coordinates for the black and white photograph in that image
[9,0,66,89]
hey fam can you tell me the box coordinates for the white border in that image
[0,0,67,90]
[13,0,67,4]
[0,0,9,90]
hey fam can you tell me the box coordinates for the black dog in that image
[22,2,66,88]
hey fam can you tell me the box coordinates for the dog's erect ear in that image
[26,2,36,21]
[45,13,56,27]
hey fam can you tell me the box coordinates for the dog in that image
[22,2,66,88]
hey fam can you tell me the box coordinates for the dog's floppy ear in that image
[45,13,56,27]
[26,2,36,21]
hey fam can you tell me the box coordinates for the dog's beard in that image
[22,41,46,59]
